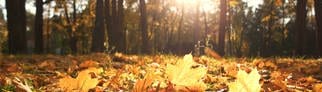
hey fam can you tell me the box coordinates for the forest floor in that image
[0,53,321,92]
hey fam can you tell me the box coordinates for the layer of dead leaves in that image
[0,53,321,92]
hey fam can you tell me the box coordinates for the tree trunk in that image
[34,0,44,54]
[6,0,27,54]
[116,0,125,52]
[140,0,150,54]
[106,0,126,53]
[91,0,106,52]
[218,0,227,56]
[107,0,117,52]
[105,0,112,49]
[315,0,322,56]
[62,0,77,54]
[295,0,307,56]
[193,1,201,44]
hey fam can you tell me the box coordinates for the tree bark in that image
[117,0,126,52]
[34,0,44,54]
[6,0,27,54]
[218,0,227,56]
[140,0,150,54]
[295,0,307,56]
[106,0,126,53]
[91,0,106,52]
[315,0,322,56]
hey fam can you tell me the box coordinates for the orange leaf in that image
[313,83,322,92]
[58,67,103,92]
[133,72,155,92]
[79,60,99,69]
[38,60,56,70]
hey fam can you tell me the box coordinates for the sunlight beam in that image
[174,0,217,13]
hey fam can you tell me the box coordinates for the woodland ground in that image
[0,53,321,92]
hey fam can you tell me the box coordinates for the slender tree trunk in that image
[140,0,150,54]
[295,0,307,56]
[6,0,27,54]
[34,0,44,54]
[193,1,201,44]
[107,0,117,52]
[218,0,227,56]
[117,0,125,52]
[91,0,106,52]
[105,0,112,49]
[315,0,322,56]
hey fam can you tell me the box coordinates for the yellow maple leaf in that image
[165,54,207,91]
[58,67,103,92]
[229,0,239,7]
[229,68,261,92]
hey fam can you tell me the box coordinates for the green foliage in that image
[0,85,16,92]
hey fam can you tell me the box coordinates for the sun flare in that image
[174,0,217,13]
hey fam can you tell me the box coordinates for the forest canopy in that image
[0,0,321,57]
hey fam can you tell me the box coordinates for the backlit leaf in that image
[165,54,207,91]
[229,68,261,92]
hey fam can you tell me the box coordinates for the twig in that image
[12,77,33,92]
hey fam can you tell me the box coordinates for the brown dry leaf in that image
[271,79,287,91]
[0,76,11,86]
[165,54,207,91]
[204,47,222,60]
[313,83,322,92]
[58,67,103,92]
[303,76,318,83]
[38,60,56,70]
[5,63,21,72]
[79,60,99,69]
[229,68,261,92]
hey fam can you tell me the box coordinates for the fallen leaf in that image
[79,60,99,69]
[229,68,261,92]
[271,79,287,91]
[313,83,322,92]
[133,72,155,92]
[58,67,103,92]
[204,47,222,60]
[5,63,22,72]
[224,63,238,77]
[165,54,207,91]
[38,60,56,70]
